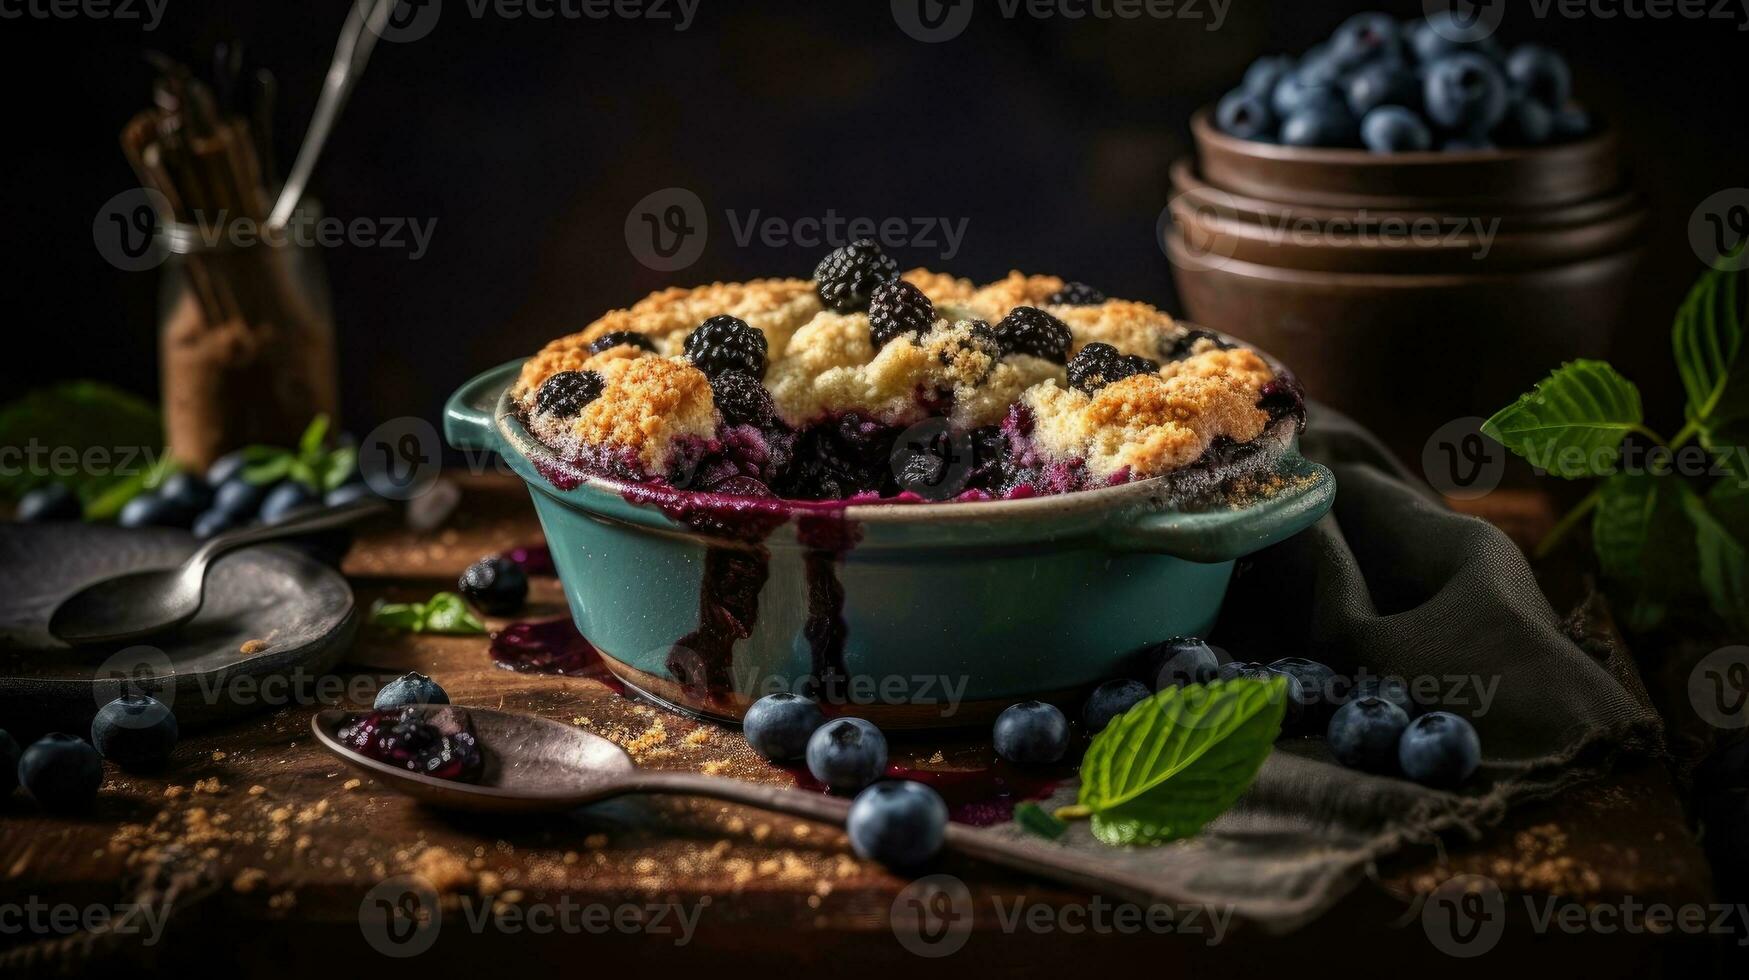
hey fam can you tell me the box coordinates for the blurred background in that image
[3,0,1744,439]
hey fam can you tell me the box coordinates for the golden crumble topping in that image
[513,270,1287,492]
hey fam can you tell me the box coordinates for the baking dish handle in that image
[1109,457,1336,563]
[443,360,524,453]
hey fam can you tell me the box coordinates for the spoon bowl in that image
[49,499,387,647]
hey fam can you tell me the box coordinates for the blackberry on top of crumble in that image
[512,241,1301,501]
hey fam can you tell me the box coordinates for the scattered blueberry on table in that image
[804,717,888,793]
[374,671,451,710]
[993,701,1070,766]
[457,555,530,616]
[1327,696,1411,775]
[743,693,825,763]
[1219,11,1588,151]
[91,695,180,770]
[16,483,82,522]
[1141,635,1220,690]
[18,733,104,813]
[1082,679,1151,734]
[847,780,949,868]
[1397,712,1483,788]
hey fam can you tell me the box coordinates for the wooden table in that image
[0,475,1725,977]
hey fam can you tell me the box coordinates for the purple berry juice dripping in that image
[488,619,628,696]
[797,513,860,704]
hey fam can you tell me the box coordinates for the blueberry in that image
[1505,44,1571,109]
[1327,696,1409,774]
[0,730,19,795]
[847,780,949,868]
[212,475,268,518]
[324,481,378,508]
[1424,54,1508,134]
[157,472,213,513]
[1141,636,1220,690]
[1550,106,1592,141]
[91,695,179,770]
[1270,657,1342,729]
[18,733,103,813]
[259,481,317,523]
[805,718,888,793]
[1218,662,1305,728]
[457,555,529,615]
[1271,73,1343,119]
[192,508,240,539]
[374,671,450,709]
[1279,104,1361,148]
[1329,12,1402,69]
[1397,712,1482,788]
[1412,12,1500,63]
[16,483,81,522]
[117,491,194,529]
[1352,675,1417,716]
[1082,680,1150,734]
[206,449,251,487]
[1216,89,1276,141]
[993,701,1069,766]
[1361,106,1433,153]
[1345,63,1421,117]
[1493,95,1553,147]
[1242,55,1295,97]
[743,693,825,762]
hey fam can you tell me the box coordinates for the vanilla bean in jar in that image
[158,214,339,470]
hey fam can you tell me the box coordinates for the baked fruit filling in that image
[513,241,1304,502]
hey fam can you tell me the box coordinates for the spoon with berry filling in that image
[311,705,1137,897]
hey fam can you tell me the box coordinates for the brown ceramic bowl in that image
[1166,230,1641,460]
[1189,108,1623,211]
[1169,159,1649,275]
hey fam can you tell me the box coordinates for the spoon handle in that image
[192,498,391,566]
[619,772,1120,897]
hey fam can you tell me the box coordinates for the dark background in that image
[4,0,1744,437]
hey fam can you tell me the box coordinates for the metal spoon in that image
[49,499,388,646]
[311,705,1123,896]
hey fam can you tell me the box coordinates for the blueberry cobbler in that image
[512,240,1303,505]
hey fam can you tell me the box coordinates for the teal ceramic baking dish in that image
[445,359,1334,729]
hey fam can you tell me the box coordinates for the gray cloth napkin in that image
[979,408,1664,931]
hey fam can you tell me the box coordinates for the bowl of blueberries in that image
[1166,11,1646,464]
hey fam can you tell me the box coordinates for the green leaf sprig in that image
[1060,677,1285,847]
[370,592,486,635]
[1483,250,1749,634]
[242,415,357,493]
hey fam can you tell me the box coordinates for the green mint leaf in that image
[1672,253,1748,465]
[1592,472,1699,631]
[0,381,162,502]
[419,592,487,635]
[1076,678,1284,847]
[243,454,293,485]
[1481,360,1644,478]
[1013,802,1069,841]
[83,455,178,521]
[286,458,320,490]
[1683,487,1749,635]
[369,601,425,632]
[322,446,359,492]
[298,414,331,460]
[241,444,287,462]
